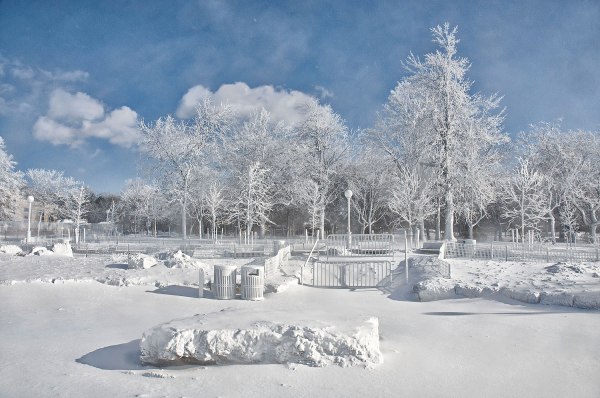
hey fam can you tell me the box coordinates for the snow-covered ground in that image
[0,249,599,397]
[407,255,600,309]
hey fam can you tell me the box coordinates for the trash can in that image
[213,265,237,300]
[241,265,264,301]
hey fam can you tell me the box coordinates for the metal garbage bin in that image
[241,265,264,301]
[213,265,237,300]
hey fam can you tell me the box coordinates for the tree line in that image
[1,24,599,243]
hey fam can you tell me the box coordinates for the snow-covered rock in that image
[30,246,52,256]
[159,250,209,271]
[539,292,575,307]
[127,253,158,269]
[52,242,73,257]
[500,288,541,304]
[0,245,23,255]
[413,278,457,301]
[140,308,382,368]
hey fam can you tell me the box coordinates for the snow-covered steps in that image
[140,308,382,368]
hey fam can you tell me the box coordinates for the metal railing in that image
[444,242,600,262]
[310,260,393,288]
[326,234,394,258]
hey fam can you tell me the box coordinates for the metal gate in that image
[311,260,393,288]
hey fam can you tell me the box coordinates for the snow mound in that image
[545,262,585,274]
[30,246,52,256]
[140,308,382,368]
[413,278,457,301]
[0,245,23,255]
[127,253,158,269]
[159,250,209,271]
[52,242,73,257]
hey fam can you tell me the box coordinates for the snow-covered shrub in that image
[52,242,73,257]
[30,246,52,256]
[0,245,23,255]
[127,253,158,269]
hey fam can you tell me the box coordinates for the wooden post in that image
[491,241,494,259]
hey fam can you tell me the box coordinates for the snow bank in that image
[127,253,158,269]
[52,242,73,257]
[158,250,210,272]
[0,245,23,255]
[409,257,600,309]
[140,308,382,368]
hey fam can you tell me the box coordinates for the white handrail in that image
[300,230,320,285]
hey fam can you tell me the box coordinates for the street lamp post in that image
[344,189,353,248]
[26,195,34,244]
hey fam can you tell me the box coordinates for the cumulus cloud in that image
[48,89,104,121]
[33,89,140,148]
[176,82,315,126]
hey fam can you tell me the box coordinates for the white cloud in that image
[315,85,334,99]
[32,116,80,146]
[48,89,104,122]
[84,106,140,147]
[39,69,89,82]
[176,82,315,126]
[33,91,140,148]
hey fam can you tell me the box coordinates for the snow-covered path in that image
[1,281,599,398]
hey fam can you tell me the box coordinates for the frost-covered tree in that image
[119,179,160,235]
[502,158,549,242]
[293,99,349,238]
[565,130,600,243]
[388,165,436,237]
[221,109,286,238]
[374,23,506,241]
[0,137,24,219]
[346,142,393,234]
[139,99,233,239]
[61,183,90,244]
[26,169,79,237]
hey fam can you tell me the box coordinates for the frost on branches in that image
[0,137,24,219]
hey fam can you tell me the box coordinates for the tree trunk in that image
[419,219,426,242]
[319,207,326,240]
[549,215,556,243]
[468,223,474,240]
[181,201,187,240]
[435,204,441,240]
[444,191,455,241]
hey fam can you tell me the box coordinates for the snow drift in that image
[140,308,382,368]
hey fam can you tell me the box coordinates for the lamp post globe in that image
[26,196,34,244]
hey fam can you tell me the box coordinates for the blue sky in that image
[1,0,599,193]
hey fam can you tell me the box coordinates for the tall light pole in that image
[344,189,353,248]
[26,195,34,244]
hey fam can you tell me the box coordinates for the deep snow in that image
[0,249,599,397]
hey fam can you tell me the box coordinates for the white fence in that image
[444,242,600,262]
[326,234,394,258]
[264,244,291,278]
[310,260,393,288]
